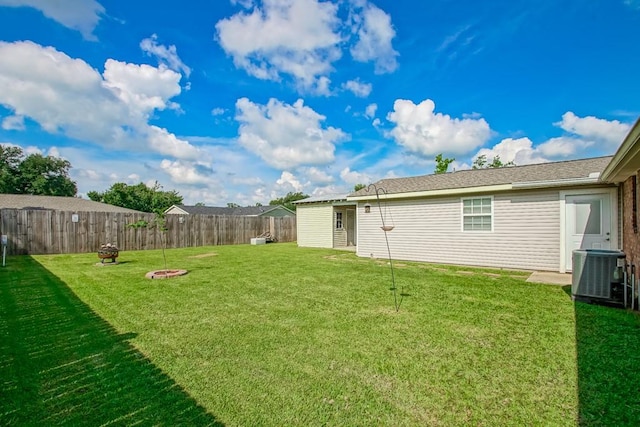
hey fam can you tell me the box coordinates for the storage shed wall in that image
[296,204,334,248]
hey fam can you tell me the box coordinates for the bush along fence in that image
[0,209,297,255]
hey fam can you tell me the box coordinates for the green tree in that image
[354,183,366,191]
[434,153,455,174]
[269,191,308,211]
[0,145,23,193]
[88,181,182,213]
[0,146,77,196]
[472,154,515,169]
[195,202,206,206]
[227,202,240,208]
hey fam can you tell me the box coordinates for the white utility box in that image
[251,237,266,245]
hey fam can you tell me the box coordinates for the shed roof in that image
[350,156,613,198]
[293,194,350,204]
[167,205,293,216]
[0,194,142,213]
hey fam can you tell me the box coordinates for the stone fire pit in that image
[145,269,188,279]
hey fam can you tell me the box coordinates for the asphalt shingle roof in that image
[294,194,350,204]
[351,156,613,197]
[0,194,143,213]
[172,205,291,216]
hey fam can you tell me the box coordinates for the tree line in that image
[1,145,514,213]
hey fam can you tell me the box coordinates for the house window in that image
[462,197,493,231]
[336,212,343,229]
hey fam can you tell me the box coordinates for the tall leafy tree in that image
[0,145,77,196]
[269,191,308,211]
[472,154,515,169]
[0,145,22,193]
[354,183,366,191]
[434,153,455,174]
[88,181,182,213]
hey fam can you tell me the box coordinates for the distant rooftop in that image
[0,194,142,213]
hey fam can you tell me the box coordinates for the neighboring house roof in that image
[165,205,295,216]
[601,117,640,183]
[294,194,350,204]
[349,156,613,200]
[0,194,142,213]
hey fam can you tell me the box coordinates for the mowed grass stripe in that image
[2,243,639,426]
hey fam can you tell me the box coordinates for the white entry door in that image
[346,209,356,246]
[565,193,612,271]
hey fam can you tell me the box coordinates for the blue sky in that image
[0,0,639,205]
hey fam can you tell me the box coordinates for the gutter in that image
[348,176,609,202]
[347,184,513,201]
[511,176,605,189]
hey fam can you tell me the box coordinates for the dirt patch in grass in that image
[189,253,218,258]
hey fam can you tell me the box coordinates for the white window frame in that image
[335,211,343,229]
[461,196,494,232]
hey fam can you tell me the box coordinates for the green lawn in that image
[2,243,639,426]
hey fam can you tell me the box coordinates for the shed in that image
[294,194,357,249]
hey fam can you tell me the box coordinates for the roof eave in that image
[347,184,514,201]
[165,205,189,215]
[347,177,609,201]
[600,117,640,183]
[512,176,606,189]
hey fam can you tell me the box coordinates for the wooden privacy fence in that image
[0,209,297,255]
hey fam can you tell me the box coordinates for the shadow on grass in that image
[0,256,223,426]
[562,285,640,425]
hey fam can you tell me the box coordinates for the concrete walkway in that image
[526,271,572,285]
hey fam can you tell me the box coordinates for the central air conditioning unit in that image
[572,249,626,304]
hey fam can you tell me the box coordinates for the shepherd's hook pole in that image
[366,184,400,312]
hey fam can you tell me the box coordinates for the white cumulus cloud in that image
[140,34,191,77]
[216,0,342,93]
[474,137,549,166]
[350,3,398,73]
[387,99,491,156]
[1,114,25,130]
[0,40,199,160]
[364,103,377,119]
[343,79,372,97]
[555,111,631,146]
[159,159,214,185]
[340,167,371,185]
[473,113,630,166]
[102,59,182,115]
[216,0,398,94]
[0,0,105,40]
[276,171,304,192]
[235,97,346,169]
[301,166,334,184]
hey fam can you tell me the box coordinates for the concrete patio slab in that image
[526,271,572,285]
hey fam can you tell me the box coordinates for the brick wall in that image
[622,174,640,270]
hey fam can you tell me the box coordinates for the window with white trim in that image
[462,197,493,231]
[335,212,343,229]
